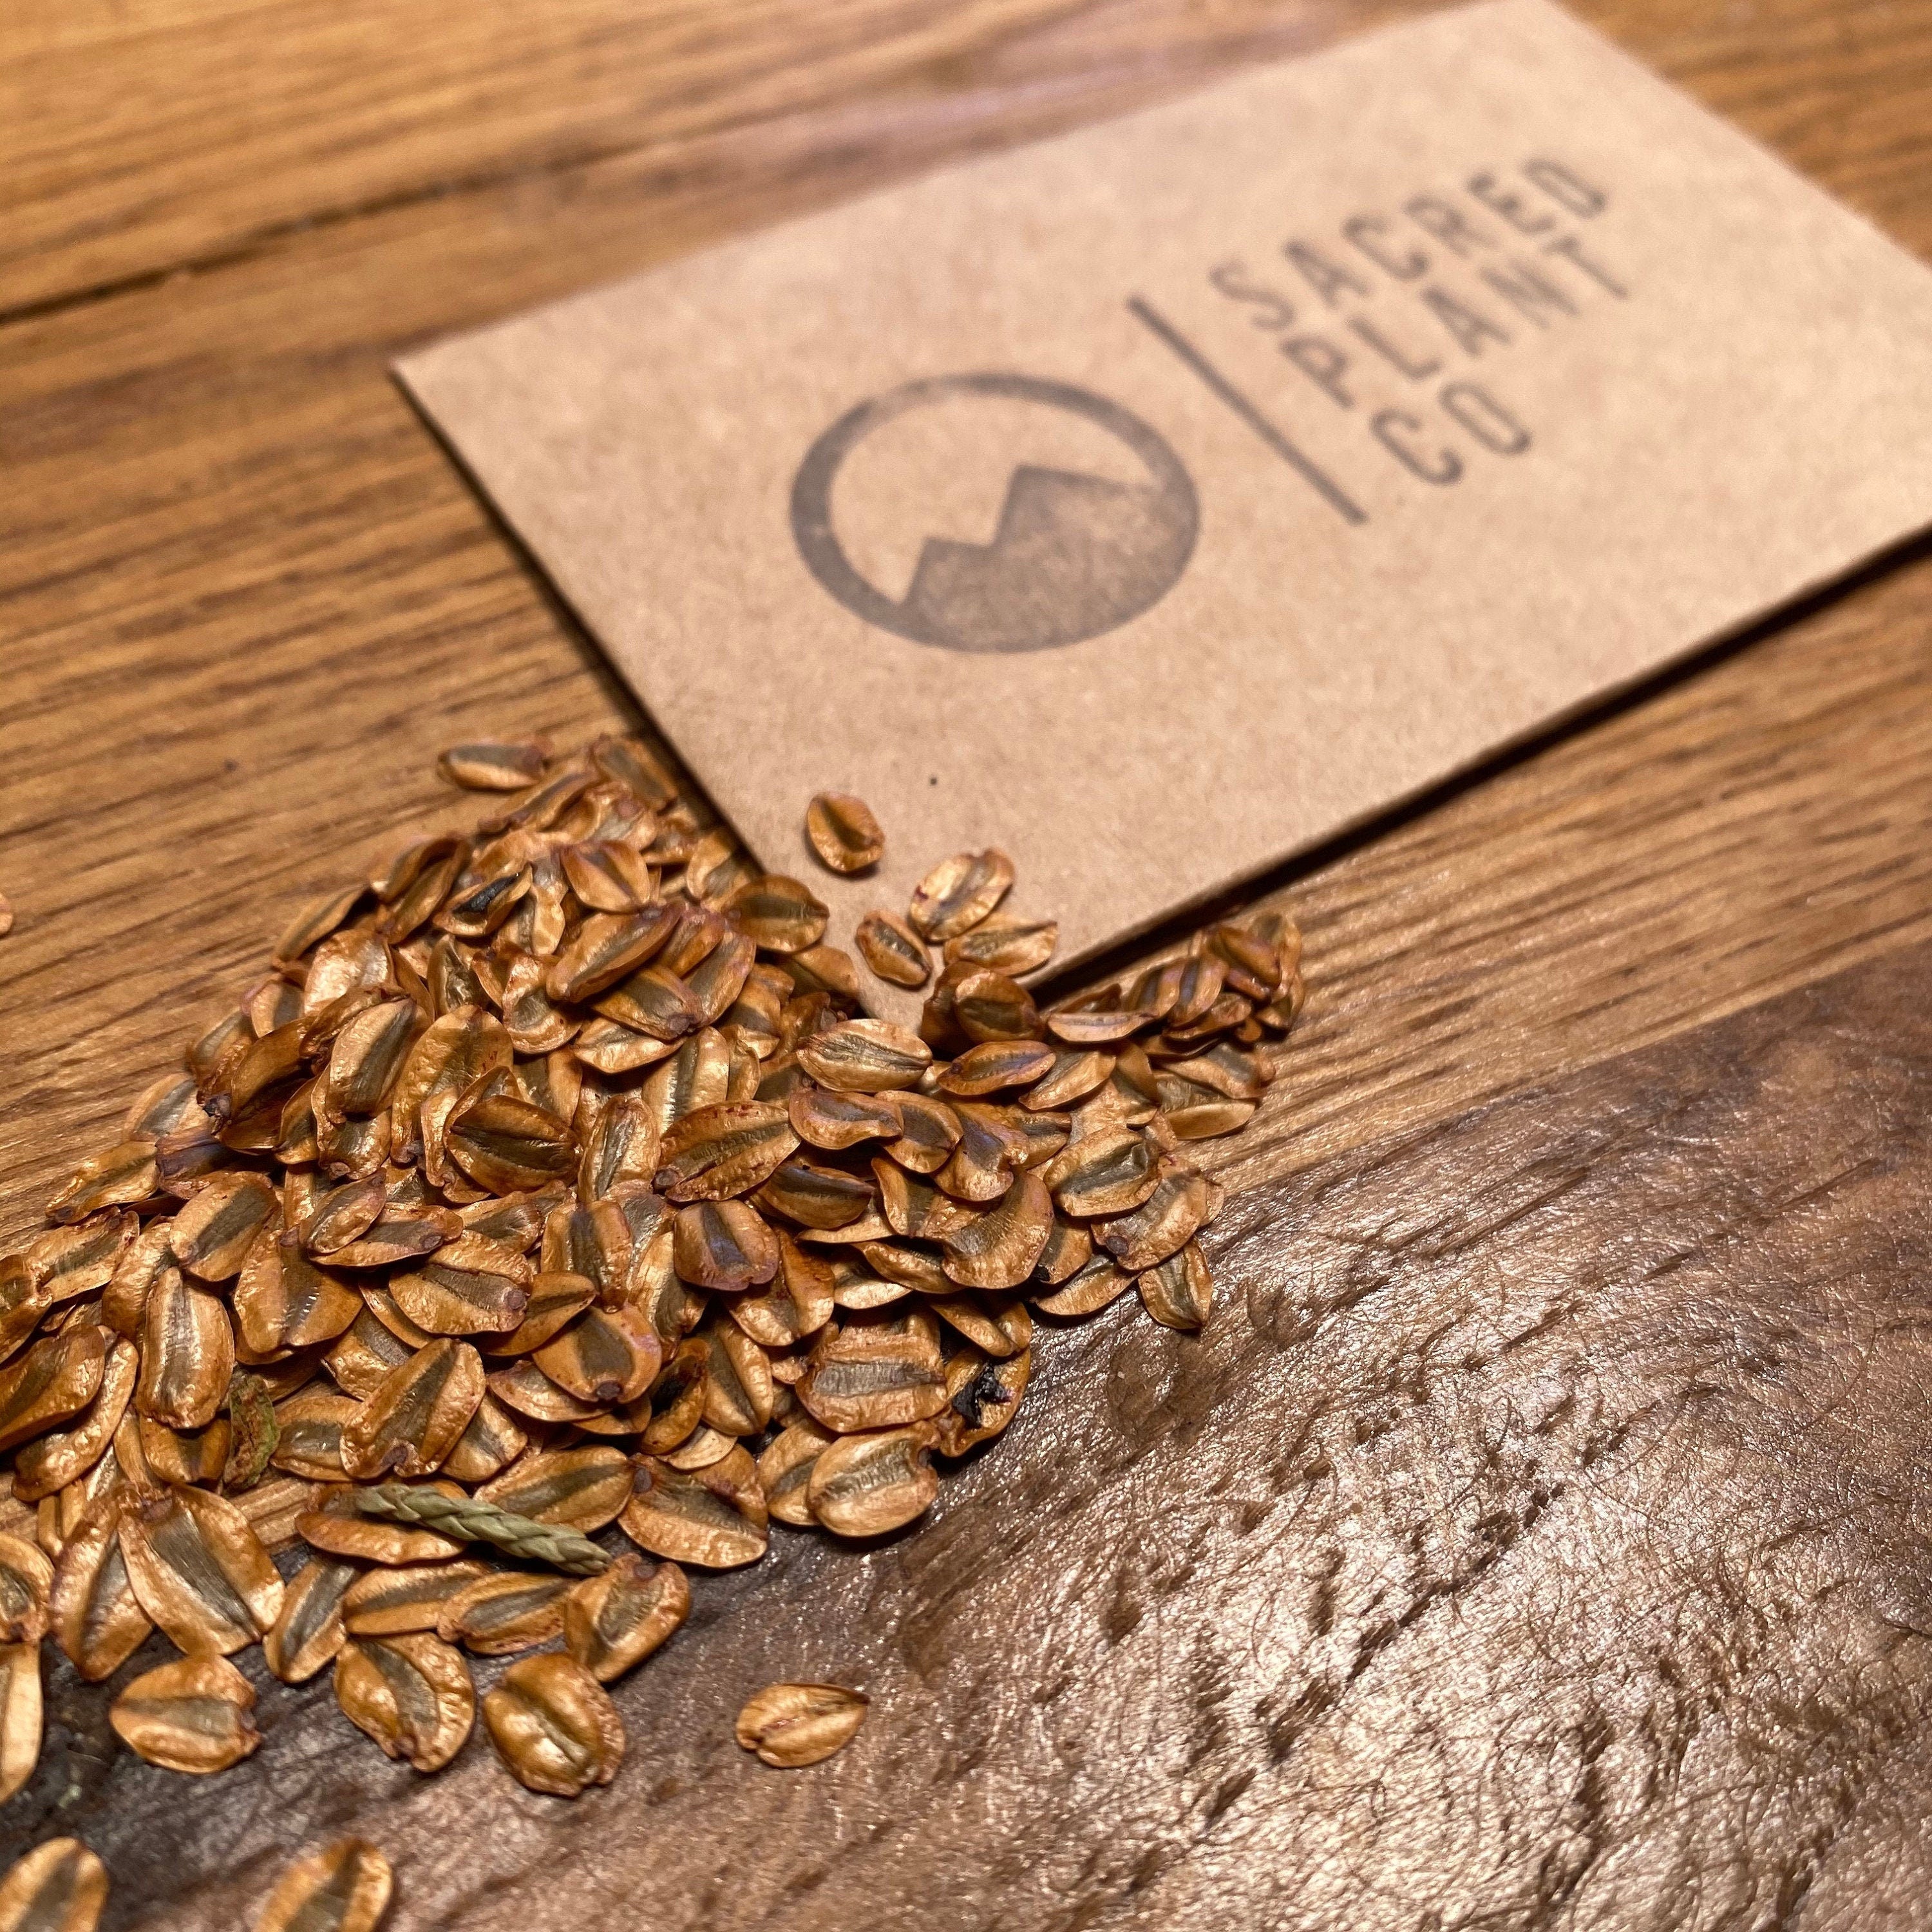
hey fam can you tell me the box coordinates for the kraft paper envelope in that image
[398,0,1932,1015]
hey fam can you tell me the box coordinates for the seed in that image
[797,1021,931,1094]
[907,849,1013,941]
[1094,1162,1217,1271]
[672,1202,779,1291]
[341,1340,485,1481]
[439,740,549,790]
[786,1087,898,1153]
[943,916,1057,977]
[638,1338,708,1454]
[857,1240,949,1295]
[716,875,828,954]
[0,1839,108,1932]
[117,1485,283,1654]
[445,1092,576,1193]
[48,1500,150,1681]
[1031,1252,1130,1318]
[853,912,929,990]
[485,1360,603,1426]
[253,1839,393,1932]
[433,1569,571,1656]
[655,1103,797,1202]
[755,1157,874,1230]
[484,1653,625,1797]
[938,1041,1057,1097]
[929,1296,1030,1359]
[0,1643,39,1804]
[298,1482,467,1564]
[28,1215,138,1305]
[0,1535,50,1646]
[882,1094,961,1175]
[934,1345,1031,1455]
[10,1337,133,1502]
[936,1104,1030,1204]
[701,1324,775,1435]
[578,1097,661,1202]
[168,1173,279,1281]
[0,1328,107,1454]
[951,971,1042,1045]
[439,1393,529,1484]
[940,1173,1054,1292]
[533,1305,661,1405]
[477,1444,632,1532]
[545,907,677,1005]
[753,1419,832,1528]
[334,1634,475,1773]
[620,1449,768,1568]
[233,1235,361,1359]
[802,793,885,875]
[46,1142,159,1226]
[341,1560,490,1638]
[730,1235,835,1349]
[1138,1240,1214,1331]
[264,1558,358,1681]
[1041,1126,1162,1218]
[1030,1217,1092,1286]
[735,1682,868,1768]
[564,1553,688,1682]
[870,1163,976,1244]
[808,1426,938,1537]
[109,1651,259,1775]
[390,1236,533,1338]
[270,1389,358,1481]
[562,839,657,914]
[795,1315,947,1434]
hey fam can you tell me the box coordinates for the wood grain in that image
[4,0,1932,1922]
[18,934,1932,1929]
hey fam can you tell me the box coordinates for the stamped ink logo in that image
[790,372,1198,654]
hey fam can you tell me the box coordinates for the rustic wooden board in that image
[10,934,1929,1929]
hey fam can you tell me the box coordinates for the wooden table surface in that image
[6,2,1932,1927]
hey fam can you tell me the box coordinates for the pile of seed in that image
[0,735,1300,1807]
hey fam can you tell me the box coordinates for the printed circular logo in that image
[789,372,1198,654]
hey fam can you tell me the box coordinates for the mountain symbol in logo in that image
[790,373,1198,655]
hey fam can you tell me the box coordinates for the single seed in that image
[620,1449,768,1568]
[439,739,549,790]
[334,1634,475,1772]
[1138,1240,1215,1331]
[484,1653,625,1797]
[804,793,885,873]
[854,912,930,989]
[808,1426,938,1537]
[907,849,1014,941]
[564,1553,689,1683]
[0,1643,39,1804]
[437,1570,573,1656]
[735,1681,868,1767]
[342,1560,491,1638]
[0,1839,108,1932]
[253,1839,393,1932]
[110,1651,260,1775]
[797,1021,931,1094]
[264,1558,357,1681]
[117,1485,283,1655]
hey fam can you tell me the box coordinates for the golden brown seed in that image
[755,1158,875,1231]
[578,1095,661,1201]
[439,739,549,790]
[234,1235,361,1356]
[437,1570,572,1656]
[1045,1004,1148,1046]
[438,1394,529,1484]
[297,1482,466,1565]
[545,907,677,1005]
[1138,1240,1215,1331]
[270,1389,358,1481]
[869,1162,976,1244]
[655,1103,798,1203]
[907,849,1014,941]
[0,1260,50,1368]
[940,1173,1054,1291]
[1095,1161,1217,1271]
[803,793,885,873]
[0,1535,51,1646]
[620,1448,768,1568]
[253,1838,393,1932]
[672,1202,779,1291]
[639,1339,708,1454]
[334,1634,475,1773]
[564,1553,689,1683]
[934,1345,1031,1455]
[755,1418,834,1526]
[853,911,930,992]
[929,1295,1030,1359]
[1042,1126,1162,1217]
[341,1560,491,1638]
[264,1558,358,1681]
[11,1337,133,1502]
[562,839,657,913]
[1030,1217,1093,1287]
[49,1503,150,1681]
[951,970,1042,1044]
[484,1653,625,1797]
[938,1041,1057,1096]
[169,1173,279,1281]
[720,875,829,954]
[325,999,423,1118]
[797,1021,932,1094]
[484,1361,603,1426]
[445,1090,576,1193]
[808,1426,938,1537]
[0,1644,39,1804]
[0,1328,106,1454]
[390,1238,532,1338]
[0,1838,108,1932]
[27,1212,138,1305]
[731,1235,836,1348]
[533,1305,661,1405]
[273,881,366,965]
[593,963,704,1044]
[735,1682,869,1768]
[128,1268,227,1433]
[699,1324,775,1435]
[477,1444,632,1531]
[1031,1252,1130,1318]
[591,733,679,809]
[117,1484,283,1654]
[110,1651,260,1775]
[46,1142,159,1225]
[341,1340,485,1481]
[786,1086,898,1152]
[795,1315,947,1434]
[490,1273,596,1356]
[943,915,1057,977]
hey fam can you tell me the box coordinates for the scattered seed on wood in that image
[439,740,549,791]
[735,1681,869,1767]
[253,1838,393,1932]
[334,1634,474,1773]
[484,1653,625,1795]
[110,1651,260,1774]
